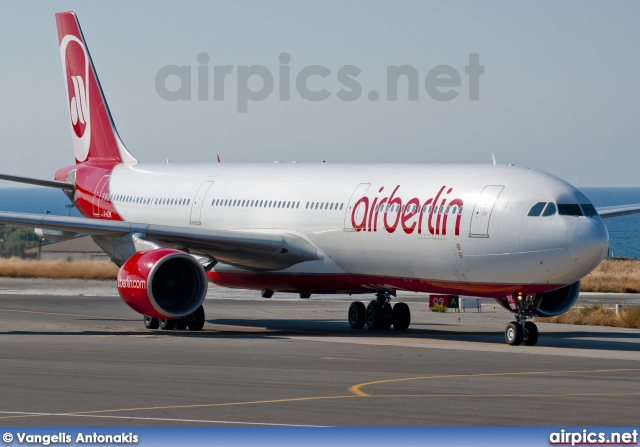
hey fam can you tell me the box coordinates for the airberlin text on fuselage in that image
[351,185,463,235]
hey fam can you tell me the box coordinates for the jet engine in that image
[117,248,208,319]
[496,281,580,317]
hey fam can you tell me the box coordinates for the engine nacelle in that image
[117,248,208,319]
[495,281,581,317]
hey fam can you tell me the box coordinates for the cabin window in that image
[528,202,546,217]
[542,202,556,217]
[581,204,598,217]
[558,204,583,217]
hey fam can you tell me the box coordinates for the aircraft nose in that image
[566,218,609,267]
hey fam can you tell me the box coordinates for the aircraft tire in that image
[523,321,539,346]
[175,319,188,330]
[392,302,411,330]
[143,315,159,329]
[365,301,384,330]
[348,301,366,329]
[505,322,523,346]
[380,302,393,329]
[187,305,205,331]
[159,318,177,330]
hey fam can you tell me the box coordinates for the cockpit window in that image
[558,204,583,216]
[528,202,546,216]
[581,204,598,217]
[542,202,556,216]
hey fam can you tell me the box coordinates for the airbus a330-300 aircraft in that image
[1,12,639,345]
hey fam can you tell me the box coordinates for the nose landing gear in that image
[505,295,539,346]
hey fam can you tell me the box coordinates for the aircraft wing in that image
[0,212,319,271]
[596,204,640,219]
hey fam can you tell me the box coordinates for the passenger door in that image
[190,181,214,225]
[343,183,371,231]
[469,185,504,237]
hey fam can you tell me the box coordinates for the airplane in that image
[1,11,639,346]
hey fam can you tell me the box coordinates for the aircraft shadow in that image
[2,318,638,351]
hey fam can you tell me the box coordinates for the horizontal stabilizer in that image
[0,173,74,190]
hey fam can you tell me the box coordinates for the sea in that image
[1,187,639,259]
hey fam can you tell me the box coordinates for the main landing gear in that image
[348,292,411,331]
[143,305,206,332]
[505,296,539,346]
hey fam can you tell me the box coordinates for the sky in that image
[0,1,638,187]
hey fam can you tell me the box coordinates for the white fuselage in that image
[103,162,609,298]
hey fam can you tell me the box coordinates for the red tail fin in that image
[56,12,137,165]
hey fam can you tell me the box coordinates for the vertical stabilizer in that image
[55,12,137,165]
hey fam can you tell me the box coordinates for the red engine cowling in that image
[117,248,208,319]
[495,281,581,317]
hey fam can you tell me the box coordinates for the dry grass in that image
[0,258,118,280]
[538,305,640,329]
[581,260,640,293]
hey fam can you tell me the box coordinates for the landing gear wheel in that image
[392,302,411,330]
[505,321,523,346]
[523,321,539,346]
[380,302,393,329]
[159,318,177,330]
[175,319,188,330]
[187,305,205,331]
[348,301,366,329]
[143,315,159,329]
[365,301,384,329]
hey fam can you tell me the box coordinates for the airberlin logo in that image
[69,74,89,137]
[118,277,147,290]
[351,185,463,236]
[60,34,91,162]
